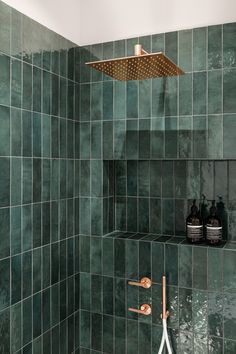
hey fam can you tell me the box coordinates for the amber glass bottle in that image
[186,200,203,243]
[206,201,222,245]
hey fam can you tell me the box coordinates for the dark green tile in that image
[91,82,102,120]
[223,114,236,158]
[223,23,236,67]
[139,119,150,159]
[179,29,192,72]
[11,108,22,156]
[103,121,113,159]
[162,161,174,197]
[139,241,151,278]
[179,245,192,288]
[223,250,236,291]
[138,198,149,233]
[11,59,22,108]
[115,239,125,277]
[223,69,236,113]
[22,62,32,110]
[0,308,10,353]
[139,79,151,118]
[0,207,10,259]
[103,81,113,120]
[193,71,207,115]
[33,292,42,339]
[208,115,223,158]
[42,114,50,158]
[0,157,10,207]
[224,339,236,352]
[23,297,32,345]
[22,110,32,156]
[193,116,207,158]
[11,9,22,59]
[115,317,126,353]
[151,118,164,158]
[127,81,138,118]
[91,122,101,158]
[0,105,10,155]
[162,199,174,235]
[0,258,10,310]
[127,197,137,232]
[152,78,165,117]
[165,244,178,286]
[114,120,126,159]
[42,70,51,114]
[224,291,236,340]
[11,206,21,255]
[193,247,207,290]
[11,303,22,352]
[179,287,193,332]
[114,81,126,119]
[165,76,177,116]
[165,31,178,63]
[22,251,32,298]
[165,117,177,158]
[179,73,192,116]
[12,249,26,313]
[22,158,32,204]
[193,27,207,71]
[208,337,223,353]
[80,122,90,159]
[150,198,161,234]
[179,116,192,158]
[126,119,138,159]
[0,1,10,54]
[22,205,32,252]
[208,292,223,337]
[208,25,222,69]
[33,66,42,112]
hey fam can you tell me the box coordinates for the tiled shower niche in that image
[78,22,236,354]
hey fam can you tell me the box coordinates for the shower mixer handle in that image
[128,304,152,316]
[128,277,152,289]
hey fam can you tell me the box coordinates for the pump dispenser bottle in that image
[186,200,203,243]
[206,200,222,245]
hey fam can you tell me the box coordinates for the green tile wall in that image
[0,1,80,353]
[78,22,236,353]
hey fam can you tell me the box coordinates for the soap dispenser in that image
[186,200,203,243]
[206,200,222,245]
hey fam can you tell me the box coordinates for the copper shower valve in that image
[128,277,152,289]
[128,304,152,316]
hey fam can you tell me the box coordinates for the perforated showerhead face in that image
[86,52,184,81]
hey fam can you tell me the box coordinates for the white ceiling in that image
[3,0,236,45]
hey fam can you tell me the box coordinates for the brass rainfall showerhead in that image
[86,44,184,81]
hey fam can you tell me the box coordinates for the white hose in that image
[157,319,173,354]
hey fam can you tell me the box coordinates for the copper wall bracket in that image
[128,303,152,316]
[128,277,152,289]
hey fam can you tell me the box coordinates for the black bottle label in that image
[187,224,203,241]
[206,226,222,241]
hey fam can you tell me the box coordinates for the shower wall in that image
[0,1,81,352]
[78,23,236,353]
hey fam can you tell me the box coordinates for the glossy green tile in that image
[0,105,10,155]
[179,287,193,331]
[114,120,126,159]
[0,308,10,353]
[0,207,10,259]
[138,198,149,233]
[103,315,114,353]
[150,198,161,234]
[193,27,207,71]
[115,317,126,353]
[162,199,174,235]
[223,114,236,158]
[165,117,177,158]
[91,82,102,121]
[200,160,214,199]
[139,79,151,118]
[208,25,222,69]
[208,248,223,291]
[22,251,32,298]
[223,23,236,67]
[162,161,174,197]
[22,158,32,204]
[193,247,207,290]
[0,258,10,310]
[193,71,207,115]
[103,81,113,120]
[165,31,178,63]
[224,291,236,340]
[114,239,125,277]
[223,69,236,112]
[114,81,126,119]
[127,81,138,118]
[126,119,138,159]
[179,29,192,72]
[208,292,223,337]
[165,244,178,286]
[139,118,150,159]
[223,250,236,291]
[103,121,113,159]
[208,115,223,159]
[0,1,10,55]
[208,337,223,353]
[11,59,22,108]
[165,76,177,116]
[138,161,149,197]
[11,9,22,59]
[115,278,126,317]
[179,245,192,288]
[152,78,165,117]
[179,73,193,116]
[22,110,32,156]
[193,115,207,158]
[151,117,164,158]
[0,157,10,207]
